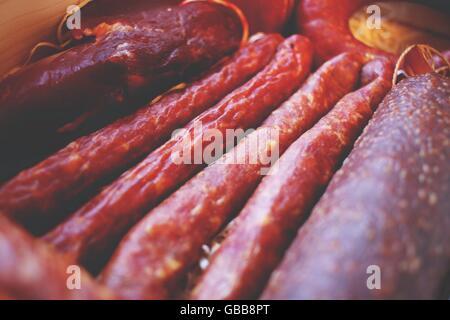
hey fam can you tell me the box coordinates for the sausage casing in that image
[100,52,372,300]
[192,58,393,300]
[0,34,282,234]
[262,73,450,299]
[44,35,310,272]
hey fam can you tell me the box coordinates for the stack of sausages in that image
[0,0,449,300]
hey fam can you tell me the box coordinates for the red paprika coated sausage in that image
[67,0,181,41]
[44,35,310,272]
[192,58,393,300]
[100,52,369,300]
[0,34,282,234]
[262,73,450,299]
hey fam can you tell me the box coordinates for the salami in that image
[100,52,368,300]
[0,216,115,300]
[298,0,396,64]
[262,73,450,299]
[77,0,293,36]
[192,58,393,300]
[65,0,181,41]
[0,1,242,158]
[44,35,311,271]
[0,34,282,234]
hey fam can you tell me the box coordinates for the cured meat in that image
[0,1,242,163]
[0,34,282,234]
[100,52,369,300]
[192,58,393,300]
[230,0,295,34]
[262,73,450,299]
[44,35,312,272]
[0,216,115,300]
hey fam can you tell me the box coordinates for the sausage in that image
[298,0,396,64]
[66,0,181,41]
[79,0,295,36]
[0,2,242,159]
[229,0,295,34]
[191,58,393,300]
[0,216,115,300]
[100,52,370,300]
[43,35,311,272]
[262,73,450,299]
[71,0,296,41]
[0,34,282,234]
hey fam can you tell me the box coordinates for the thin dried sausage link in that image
[100,53,371,300]
[43,35,311,272]
[192,58,393,300]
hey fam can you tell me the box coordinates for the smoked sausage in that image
[262,73,450,299]
[0,1,242,158]
[44,35,312,272]
[230,0,295,34]
[192,58,393,300]
[100,52,368,300]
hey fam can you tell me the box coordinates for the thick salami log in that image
[262,73,450,300]
[75,0,293,38]
[0,216,114,300]
[0,1,242,156]
[298,0,396,64]
[67,0,180,40]
[192,58,393,300]
[0,34,282,234]
[100,52,368,300]
[44,35,311,271]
